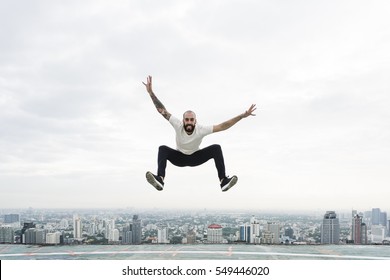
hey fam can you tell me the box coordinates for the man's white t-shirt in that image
[169,115,213,155]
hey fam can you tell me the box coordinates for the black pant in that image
[157,144,226,180]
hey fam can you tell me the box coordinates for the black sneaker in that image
[220,176,238,192]
[146,171,164,191]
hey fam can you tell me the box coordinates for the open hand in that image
[142,75,153,94]
[242,104,257,118]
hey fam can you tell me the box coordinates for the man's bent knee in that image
[159,145,170,152]
[209,144,222,152]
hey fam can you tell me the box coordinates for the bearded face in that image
[185,123,195,133]
[183,111,196,135]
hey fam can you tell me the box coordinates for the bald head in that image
[182,110,197,135]
[183,110,196,119]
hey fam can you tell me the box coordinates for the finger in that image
[248,105,255,112]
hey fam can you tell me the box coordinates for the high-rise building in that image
[105,219,116,240]
[372,208,381,225]
[239,224,251,243]
[25,228,37,244]
[46,232,61,244]
[0,226,14,243]
[261,231,274,244]
[158,228,169,244]
[361,223,368,244]
[388,220,390,237]
[269,223,281,243]
[249,217,261,244]
[263,222,280,244]
[89,222,97,236]
[285,227,294,239]
[352,214,367,244]
[363,211,372,227]
[110,229,120,242]
[35,229,46,244]
[73,215,82,239]
[260,222,280,244]
[240,216,262,244]
[122,224,133,244]
[371,225,386,243]
[207,224,223,243]
[380,212,387,227]
[352,214,362,244]
[372,208,387,230]
[132,215,142,244]
[21,222,35,244]
[321,211,340,244]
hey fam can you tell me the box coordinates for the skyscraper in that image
[0,226,14,243]
[261,222,280,244]
[35,229,46,244]
[132,215,142,244]
[110,229,120,242]
[105,219,116,240]
[361,223,368,244]
[207,224,223,243]
[46,232,61,245]
[122,224,133,244]
[285,227,294,239]
[388,220,390,237]
[352,214,367,244]
[380,212,387,227]
[372,208,381,225]
[372,208,387,230]
[158,228,169,244]
[25,228,37,244]
[250,217,261,244]
[73,214,82,239]
[321,211,340,244]
[371,225,386,243]
[21,222,35,244]
[239,224,251,243]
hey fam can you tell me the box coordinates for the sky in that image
[1,0,390,212]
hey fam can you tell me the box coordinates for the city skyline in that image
[2,206,389,222]
[1,205,390,215]
[1,1,390,211]
[2,207,389,247]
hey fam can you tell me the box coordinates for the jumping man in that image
[142,75,256,192]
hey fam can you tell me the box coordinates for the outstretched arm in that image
[142,75,171,121]
[213,104,257,133]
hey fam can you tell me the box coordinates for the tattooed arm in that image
[142,75,171,120]
[213,104,257,133]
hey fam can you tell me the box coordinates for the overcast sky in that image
[1,0,389,212]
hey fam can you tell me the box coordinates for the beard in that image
[185,124,195,133]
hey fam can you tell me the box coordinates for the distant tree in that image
[170,236,183,244]
[222,227,238,237]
